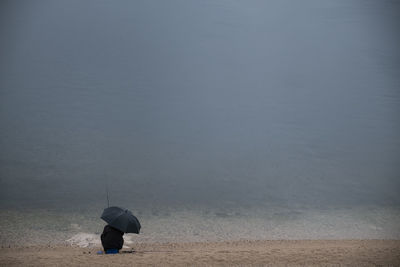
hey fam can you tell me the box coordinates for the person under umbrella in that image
[100,206,141,254]
[101,225,125,253]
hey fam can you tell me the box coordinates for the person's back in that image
[101,225,124,253]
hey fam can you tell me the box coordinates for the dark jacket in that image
[101,225,124,251]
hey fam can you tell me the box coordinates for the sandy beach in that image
[1,240,399,266]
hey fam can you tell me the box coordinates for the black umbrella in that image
[101,206,141,234]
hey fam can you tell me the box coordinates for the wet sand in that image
[1,240,399,266]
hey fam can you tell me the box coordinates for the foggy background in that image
[1,0,399,211]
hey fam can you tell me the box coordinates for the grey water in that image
[1,0,400,243]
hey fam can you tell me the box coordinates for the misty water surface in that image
[0,0,399,212]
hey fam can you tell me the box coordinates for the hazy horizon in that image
[1,0,399,212]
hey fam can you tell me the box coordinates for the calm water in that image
[0,0,399,243]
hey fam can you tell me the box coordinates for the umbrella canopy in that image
[101,206,141,234]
